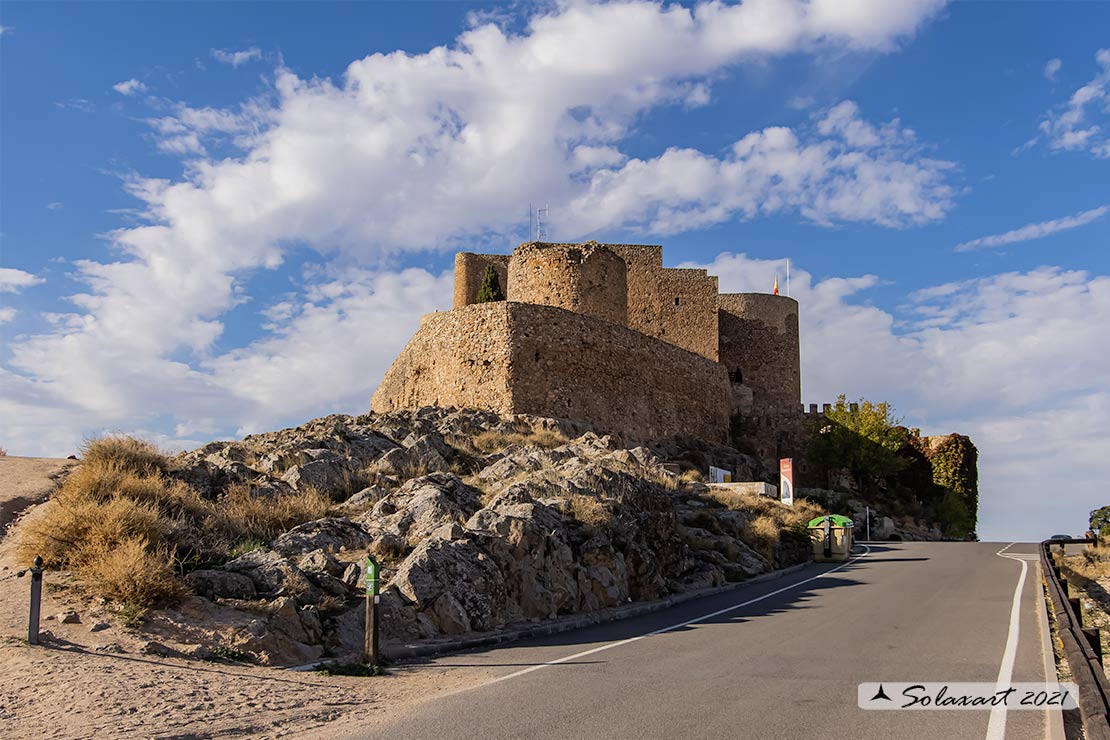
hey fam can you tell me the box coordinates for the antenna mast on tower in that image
[528,203,549,241]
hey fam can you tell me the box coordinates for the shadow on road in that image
[407,549,900,669]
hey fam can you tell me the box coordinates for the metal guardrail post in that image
[16,556,44,645]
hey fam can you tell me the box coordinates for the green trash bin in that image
[808,515,854,562]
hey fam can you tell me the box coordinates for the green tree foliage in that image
[809,395,909,483]
[936,488,974,539]
[926,435,978,535]
[1090,506,1110,541]
[475,265,505,303]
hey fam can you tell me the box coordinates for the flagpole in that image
[787,258,791,297]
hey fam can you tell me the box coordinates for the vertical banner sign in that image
[779,458,794,507]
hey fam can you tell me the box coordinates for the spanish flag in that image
[773,276,779,295]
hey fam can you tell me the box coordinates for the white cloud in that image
[954,204,1109,251]
[0,268,45,293]
[211,47,262,67]
[1044,57,1062,81]
[46,202,63,211]
[55,99,95,113]
[112,78,147,96]
[0,308,16,324]
[0,24,12,36]
[2,2,953,457]
[695,253,1110,541]
[1036,48,1110,158]
[787,94,816,110]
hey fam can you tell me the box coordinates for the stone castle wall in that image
[371,303,517,414]
[655,268,719,360]
[453,253,511,308]
[371,302,730,443]
[718,293,800,414]
[507,243,628,326]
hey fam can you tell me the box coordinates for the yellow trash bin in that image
[809,515,854,562]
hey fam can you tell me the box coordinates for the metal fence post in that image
[17,556,44,645]
[365,555,380,666]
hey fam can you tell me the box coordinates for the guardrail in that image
[1042,538,1110,740]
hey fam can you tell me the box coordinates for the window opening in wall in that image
[728,368,743,384]
[674,297,681,306]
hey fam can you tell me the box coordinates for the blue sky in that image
[2,1,1109,541]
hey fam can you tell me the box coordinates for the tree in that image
[1090,506,1110,541]
[809,394,910,485]
[475,265,505,303]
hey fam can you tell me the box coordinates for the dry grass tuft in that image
[566,494,612,527]
[471,429,568,454]
[80,435,167,477]
[18,434,336,607]
[0,445,7,456]
[701,487,825,560]
[679,468,705,484]
[213,484,334,544]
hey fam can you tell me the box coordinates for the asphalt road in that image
[342,542,1060,739]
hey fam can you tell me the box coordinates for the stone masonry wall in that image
[655,268,720,360]
[507,242,628,326]
[603,245,719,360]
[371,304,516,414]
[506,302,729,443]
[371,302,730,443]
[718,293,801,414]
[604,244,664,337]
[453,253,511,308]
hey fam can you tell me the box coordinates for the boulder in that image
[223,549,320,603]
[390,536,508,633]
[272,518,374,557]
[185,569,258,601]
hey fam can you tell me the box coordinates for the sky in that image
[1,0,1108,542]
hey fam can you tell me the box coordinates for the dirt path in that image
[0,456,75,537]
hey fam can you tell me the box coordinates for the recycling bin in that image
[808,515,854,562]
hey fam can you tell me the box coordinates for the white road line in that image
[987,542,1030,740]
[483,545,872,688]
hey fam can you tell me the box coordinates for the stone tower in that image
[717,293,801,415]
[507,242,628,326]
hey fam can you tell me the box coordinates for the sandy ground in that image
[0,455,485,739]
[0,456,76,537]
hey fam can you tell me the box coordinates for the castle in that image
[372,241,820,479]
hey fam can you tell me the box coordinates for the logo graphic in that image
[858,683,1079,710]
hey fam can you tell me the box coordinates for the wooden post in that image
[364,556,380,666]
[1084,627,1103,661]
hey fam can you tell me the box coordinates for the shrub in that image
[80,435,167,477]
[77,537,187,608]
[0,445,7,456]
[18,495,176,569]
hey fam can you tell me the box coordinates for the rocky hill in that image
[12,408,821,666]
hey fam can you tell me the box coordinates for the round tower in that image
[507,242,628,326]
[717,293,800,415]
